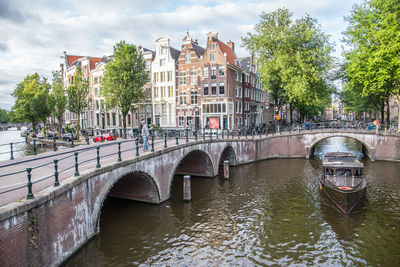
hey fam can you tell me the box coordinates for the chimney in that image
[194,39,198,44]
[207,31,219,41]
[227,41,235,52]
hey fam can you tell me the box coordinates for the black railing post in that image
[74,152,79,176]
[203,132,205,141]
[53,159,59,187]
[10,143,14,160]
[176,132,179,145]
[216,131,219,139]
[210,129,213,140]
[101,131,103,142]
[136,138,139,156]
[86,135,89,145]
[245,131,248,140]
[118,142,122,162]
[96,146,101,168]
[33,139,37,155]
[185,128,189,143]
[53,136,57,151]
[164,132,167,148]
[151,133,155,152]
[25,135,28,143]
[71,138,74,148]
[222,129,224,139]
[26,168,34,199]
[195,130,198,141]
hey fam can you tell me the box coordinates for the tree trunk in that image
[386,98,390,126]
[122,111,127,139]
[77,112,80,141]
[289,103,293,126]
[380,104,385,125]
[58,116,62,140]
[396,95,400,132]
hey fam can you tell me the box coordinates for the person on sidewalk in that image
[141,120,149,151]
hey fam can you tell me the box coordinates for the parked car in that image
[37,132,45,139]
[47,132,58,138]
[62,133,77,142]
[93,133,117,142]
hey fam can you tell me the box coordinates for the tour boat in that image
[319,152,367,215]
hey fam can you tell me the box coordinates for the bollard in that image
[26,168,34,199]
[176,132,179,145]
[118,142,122,162]
[10,143,14,160]
[53,159,60,187]
[164,132,167,148]
[53,136,57,151]
[74,152,79,176]
[96,146,101,168]
[224,160,229,179]
[151,133,155,152]
[136,138,139,156]
[183,175,191,201]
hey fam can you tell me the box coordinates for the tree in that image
[343,0,400,128]
[51,71,66,138]
[242,8,335,124]
[11,73,51,132]
[0,109,10,123]
[67,64,89,140]
[101,41,149,138]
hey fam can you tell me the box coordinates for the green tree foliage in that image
[242,8,335,123]
[51,71,66,138]
[11,73,52,132]
[67,64,89,140]
[101,41,148,138]
[0,108,10,123]
[343,0,400,127]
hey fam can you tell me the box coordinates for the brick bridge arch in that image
[219,145,237,166]
[306,133,373,159]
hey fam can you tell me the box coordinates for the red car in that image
[93,133,117,142]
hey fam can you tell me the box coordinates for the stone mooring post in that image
[223,160,229,179]
[183,175,191,201]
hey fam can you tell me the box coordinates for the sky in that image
[0,0,362,110]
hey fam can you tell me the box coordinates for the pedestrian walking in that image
[141,120,149,151]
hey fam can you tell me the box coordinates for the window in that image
[203,83,209,95]
[179,71,186,85]
[203,67,209,78]
[190,70,198,85]
[95,87,98,96]
[179,116,184,127]
[100,100,104,109]
[167,71,172,81]
[153,72,159,83]
[106,113,110,126]
[235,86,239,97]
[187,116,192,126]
[211,83,217,95]
[161,86,166,98]
[185,52,191,63]
[219,82,225,95]
[210,43,216,51]
[160,59,165,66]
[153,86,159,98]
[210,53,216,62]
[96,100,99,110]
[179,91,186,105]
[211,67,216,80]
[160,72,165,82]
[145,61,150,70]
[112,113,116,126]
[96,113,99,126]
[168,86,173,97]
[190,91,198,105]
[94,77,98,84]
[219,66,224,76]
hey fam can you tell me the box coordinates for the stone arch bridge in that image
[0,129,398,266]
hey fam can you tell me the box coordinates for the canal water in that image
[61,137,399,266]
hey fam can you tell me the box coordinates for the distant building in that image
[151,37,180,129]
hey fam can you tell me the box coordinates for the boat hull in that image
[319,179,367,215]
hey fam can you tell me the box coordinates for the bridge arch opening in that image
[309,136,371,159]
[174,150,215,178]
[95,171,160,232]
[219,145,236,166]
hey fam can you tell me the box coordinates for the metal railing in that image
[0,122,399,203]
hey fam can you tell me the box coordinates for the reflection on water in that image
[64,137,400,266]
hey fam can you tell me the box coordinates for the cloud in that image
[0,42,8,52]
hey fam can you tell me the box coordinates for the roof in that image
[66,55,83,66]
[323,152,364,168]
[89,57,101,70]
[238,57,251,72]
[192,42,205,58]
[218,40,239,67]
[170,47,181,61]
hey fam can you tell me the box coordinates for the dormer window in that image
[160,59,165,66]
[210,43,216,51]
